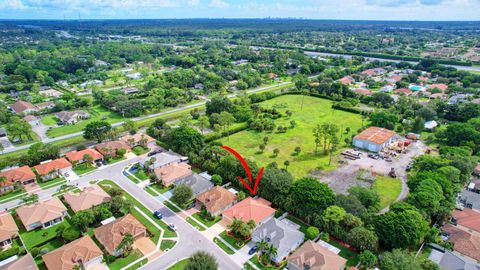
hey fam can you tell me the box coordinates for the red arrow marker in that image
[221,146,264,195]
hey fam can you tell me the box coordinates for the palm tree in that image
[116,234,134,257]
[257,238,269,254]
[261,244,278,265]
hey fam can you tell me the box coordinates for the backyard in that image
[217,95,362,178]
[371,175,402,209]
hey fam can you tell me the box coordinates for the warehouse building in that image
[353,126,397,153]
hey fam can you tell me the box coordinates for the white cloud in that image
[187,0,200,7]
[209,0,229,8]
[0,0,26,9]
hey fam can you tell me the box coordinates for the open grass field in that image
[372,175,402,209]
[217,95,362,178]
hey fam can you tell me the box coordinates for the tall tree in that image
[185,251,218,270]
[83,121,112,142]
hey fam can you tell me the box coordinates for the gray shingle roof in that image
[459,189,480,211]
[430,249,480,270]
[175,174,213,196]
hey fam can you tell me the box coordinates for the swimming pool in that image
[409,85,423,91]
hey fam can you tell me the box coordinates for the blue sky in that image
[0,0,478,20]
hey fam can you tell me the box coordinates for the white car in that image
[168,223,177,231]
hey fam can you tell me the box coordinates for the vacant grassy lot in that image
[47,105,126,138]
[217,95,362,178]
[372,175,402,209]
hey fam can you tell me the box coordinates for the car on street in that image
[168,223,177,231]
[154,211,163,219]
[248,246,258,255]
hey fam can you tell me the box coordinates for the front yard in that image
[219,231,248,250]
[249,255,287,270]
[191,212,221,227]
[107,249,143,270]
[73,163,97,175]
[0,189,26,203]
[37,177,66,189]
[132,146,149,155]
[20,219,72,250]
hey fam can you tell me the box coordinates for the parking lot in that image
[319,140,428,198]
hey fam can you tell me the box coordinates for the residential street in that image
[0,155,242,270]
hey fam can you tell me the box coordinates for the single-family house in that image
[196,186,237,216]
[174,173,214,197]
[63,185,111,213]
[126,73,142,80]
[55,111,90,125]
[122,87,139,94]
[428,83,448,93]
[267,73,278,80]
[154,162,192,187]
[338,76,354,85]
[145,151,187,170]
[120,133,155,149]
[353,88,372,96]
[16,197,67,231]
[442,223,480,262]
[352,126,397,153]
[252,218,305,264]
[39,89,63,98]
[23,115,39,126]
[288,240,347,270]
[10,101,38,114]
[458,189,480,211]
[222,197,275,227]
[36,101,55,110]
[94,214,147,256]
[0,253,38,270]
[34,158,72,181]
[429,249,480,270]
[0,166,36,193]
[94,60,109,66]
[451,208,480,234]
[94,140,131,158]
[65,149,104,165]
[0,213,19,248]
[394,88,413,96]
[42,236,103,270]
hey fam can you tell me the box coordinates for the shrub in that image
[0,246,19,261]
[306,226,320,240]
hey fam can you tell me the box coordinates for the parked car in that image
[153,211,163,219]
[368,154,379,160]
[186,203,195,210]
[248,246,258,255]
[168,223,177,231]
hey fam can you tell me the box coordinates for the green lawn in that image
[186,217,206,231]
[219,231,248,250]
[191,212,221,227]
[47,105,126,138]
[150,184,172,194]
[133,146,149,155]
[327,239,359,267]
[127,174,140,183]
[0,189,26,203]
[98,180,177,238]
[37,177,66,189]
[213,237,235,255]
[167,259,189,270]
[372,176,402,209]
[41,115,58,126]
[107,156,126,164]
[160,240,177,251]
[250,255,287,270]
[216,95,362,178]
[133,169,149,181]
[73,164,97,175]
[164,201,181,213]
[108,249,143,270]
[20,219,72,250]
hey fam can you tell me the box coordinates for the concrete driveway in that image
[63,170,79,182]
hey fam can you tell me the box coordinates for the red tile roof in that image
[34,158,72,176]
[428,83,448,92]
[222,197,275,224]
[443,223,480,261]
[452,209,480,233]
[0,166,35,187]
[65,149,103,162]
[339,76,354,85]
[353,88,372,96]
[10,101,38,113]
[394,88,413,95]
[94,140,131,156]
[354,126,396,145]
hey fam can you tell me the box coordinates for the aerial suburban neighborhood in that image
[0,7,480,270]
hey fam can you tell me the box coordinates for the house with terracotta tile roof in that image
[42,236,103,270]
[9,101,38,114]
[353,126,397,153]
[154,162,193,187]
[0,166,36,192]
[353,88,372,96]
[65,149,104,165]
[338,76,354,85]
[34,158,72,181]
[442,223,480,262]
[23,115,39,125]
[196,186,237,216]
[428,83,448,93]
[0,213,19,248]
[451,209,480,233]
[94,140,131,158]
[16,197,67,231]
[94,214,146,256]
[63,185,111,213]
[288,240,347,270]
[0,253,38,270]
[120,133,156,149]
[222,197,275,227]
[394,88,413,96]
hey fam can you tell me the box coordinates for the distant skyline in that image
[0,0,479,21]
